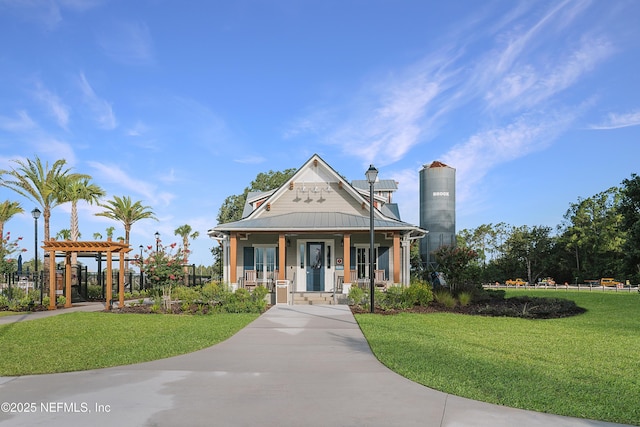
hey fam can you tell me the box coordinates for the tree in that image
[619,174,640,283]
[56,229,72,240]
[0,156,88,271]
[96,195,157,271]
[174,224,199,285]
[93,232,103,240]
[558,188,624,280]
[432,245,479,292]
[217,168,296,224]
[0,200,23,245]
[56,177,105,243]
[504,225,555,285]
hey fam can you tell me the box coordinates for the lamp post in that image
[31,208,42,302]
[365,164,378,313]
[139,245,144,291]
[154,231,160,253]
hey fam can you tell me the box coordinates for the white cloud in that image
[0,110,37,132]
[0,0,102,30]
[78,72,117,130]
[234,156,266,165]
[442,110,577,204]
[87,161,172,206]
[97,21,154,66]
[590,110,640,130]
[33,81,70,129]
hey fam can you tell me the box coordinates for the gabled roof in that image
[209,153,426,237]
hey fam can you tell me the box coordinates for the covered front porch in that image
[214,229,412,296]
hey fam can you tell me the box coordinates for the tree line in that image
[452,174,640,285]
[0,156,201,276]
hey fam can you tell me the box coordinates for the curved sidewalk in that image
[0,305,629,427]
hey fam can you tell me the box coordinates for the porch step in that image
[292,292,349,305]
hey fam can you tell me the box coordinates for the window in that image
[356,246,377,279]
[254,246,277,280]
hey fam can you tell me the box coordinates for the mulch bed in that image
[350,295,587,319]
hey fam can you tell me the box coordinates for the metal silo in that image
[419,161,456,270]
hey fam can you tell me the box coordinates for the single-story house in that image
[207,154,426,299]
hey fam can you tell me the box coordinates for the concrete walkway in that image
[0,304,629,426]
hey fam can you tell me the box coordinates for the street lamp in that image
[31,208,41,302]
[154,231,160,253]
[365,164,378,313]
[139,245,144,290]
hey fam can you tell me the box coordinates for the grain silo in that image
[419,161,456,269]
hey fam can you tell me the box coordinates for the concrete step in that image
[292,292,349,305]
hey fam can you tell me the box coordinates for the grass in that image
[354,290,640,425]
[0,311,20,318]
[0,312,258,376]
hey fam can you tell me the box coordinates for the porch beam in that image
[229,232,238,284]
[343,233,351,283]
[278,234,286,280]
[393,232,401,283]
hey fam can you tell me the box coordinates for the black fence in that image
[1,269,214,303]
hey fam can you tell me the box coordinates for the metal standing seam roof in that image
[351,179,398,191]
[212,212,423,232]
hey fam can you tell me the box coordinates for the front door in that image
[306,242,324,291]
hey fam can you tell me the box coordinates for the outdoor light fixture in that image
[31,208,41,302]
[366,165,378,313]
[154,231,160,252]
[139,245,144,290]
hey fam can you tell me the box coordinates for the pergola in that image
[41,239,132,311]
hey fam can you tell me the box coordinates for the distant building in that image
[419,161,456,270]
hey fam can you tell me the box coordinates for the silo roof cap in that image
[426,161,449,168]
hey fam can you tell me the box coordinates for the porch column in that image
[229,232,238,284]
[393,232,401,284]
[48,249,56,310]
[278,233,286,280]
[105,250,113,310]
[119,250,125,308]
[64,253,72,308]
[343,234,351,283]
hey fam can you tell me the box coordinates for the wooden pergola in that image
[41,239,132,310]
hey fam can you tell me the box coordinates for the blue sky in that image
[1,0,639,269]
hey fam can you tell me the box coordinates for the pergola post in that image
[65,253,72,308]
[119,250,125,308]
[48,249,56,310]
[106,249,113,310]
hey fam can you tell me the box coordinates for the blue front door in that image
[306,242,324,291]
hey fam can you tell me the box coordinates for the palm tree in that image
[93,232,103,240]
[56,177,105,243]
[0,156,88,271]
[0,200,24,244]
[174,224,200,285]
[56,229,72,240]
[96,195,157,272]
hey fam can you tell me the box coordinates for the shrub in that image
[172,286,201,304]
[434,290,457,308]
[87,285,102,300]
[348,286,366,307]
[379,285,410,310]
[458,292,473,306]
[405,281,434,306]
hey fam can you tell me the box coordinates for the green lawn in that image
[354,290,640,426]
[0,312,258,376]
[0,311,20,318]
